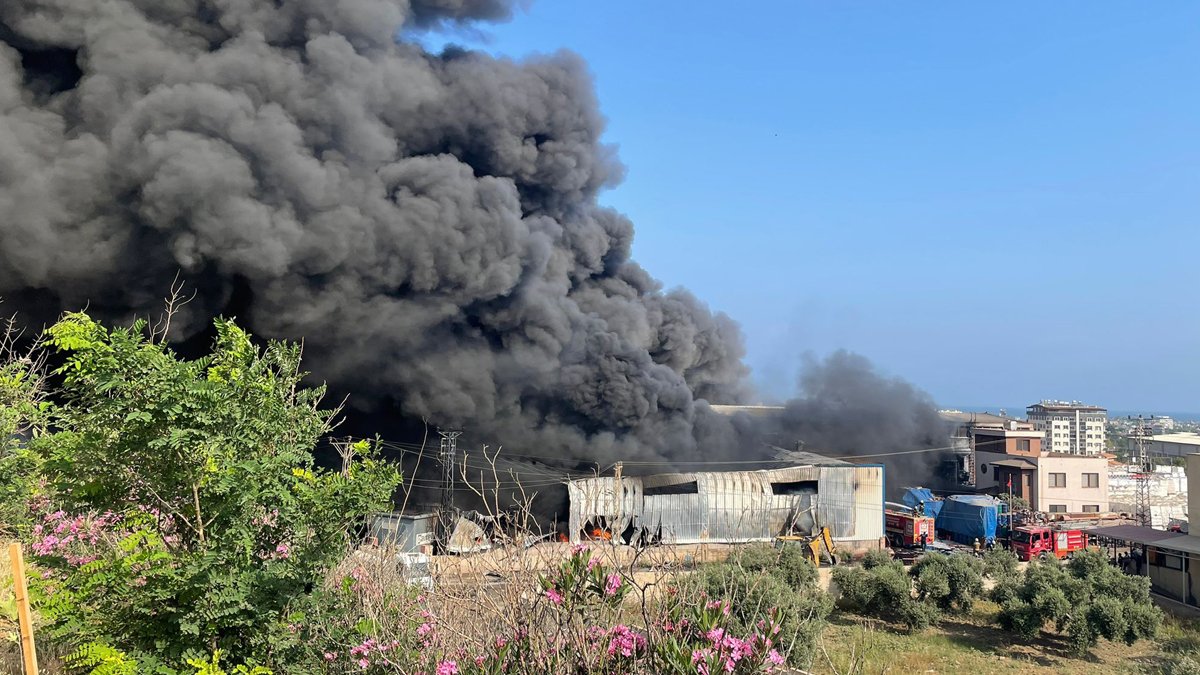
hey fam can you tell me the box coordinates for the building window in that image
[1049,504,1067,513]
[1049,473,1067,488]
[1017,439,1030,452]
[1082,473,1099,488]
[1155,550,1184,571]
[1083,505,1100,513]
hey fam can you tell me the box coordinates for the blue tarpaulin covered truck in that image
[935,494,1007,545]
[900,487,943,520]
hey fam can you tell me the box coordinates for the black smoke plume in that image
[0,0,952,504]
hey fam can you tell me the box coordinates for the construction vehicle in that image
[885,507,936,549]
[775,526,838,566]
[1010,525,1089,561]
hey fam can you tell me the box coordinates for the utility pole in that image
[613,462,623,536]
[1130,416,1153,528]
[437,428,463,553]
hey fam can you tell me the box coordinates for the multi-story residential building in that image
[973,427,1109,513]
[1026,401,1107,455]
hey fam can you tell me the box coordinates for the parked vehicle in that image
[885,509,936,548]
[1010,526,1088,561]
[935,494,1006,546]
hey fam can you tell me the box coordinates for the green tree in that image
[0,313,49,536]
[831,556,940,631]
[25,313,401,672]
[991,549,1162,654]
[910,553,984,613]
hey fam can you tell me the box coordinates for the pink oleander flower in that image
[604,572,622,596]
[417,622,434,638]
[606,625,646,658]
[571,543,588,556]
[545,588,564,605]
[436,660,458,675]
[586,556,601,572]
[357,658,370,668]
[767,649,784,665]
[706,628,725,644]
[323,652,337,661]
[275,543,290,559]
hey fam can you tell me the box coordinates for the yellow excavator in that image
[774,526,838,567]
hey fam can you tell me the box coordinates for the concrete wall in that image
[1035,455,1108,512]
[1188,454,1200,527]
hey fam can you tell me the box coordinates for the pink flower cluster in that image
[604,573,622,596]
[345,637,403,669]
[29,510,119,565]
[606,624,647,658]
[690,621,786,675]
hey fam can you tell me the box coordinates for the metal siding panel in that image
[853,466,885,541]
[568,464,879,545]
[818,468,855,539]
[567,478,642,542]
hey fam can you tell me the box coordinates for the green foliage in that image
[991,549,1162,654]
[982,547,1019,579]
[0,319,48,536]
[66,641,138,675]
[690,561,833,665]
[832,556,939,631]
[999,493,1030,512]
[186,650,272,675]
[21,313,401,672]
[859,548,893,570]
[726,543,818,588]
[910,553,984,613]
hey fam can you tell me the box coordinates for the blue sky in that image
[443,3,1200,412]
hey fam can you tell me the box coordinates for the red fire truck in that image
[1010,526,1089,561]
[885,509,936,548]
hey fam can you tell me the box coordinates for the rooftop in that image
[1148,433,1200,446]
[938,410,1027,426]
[708,404,786,417]
[1028,401,1106,413]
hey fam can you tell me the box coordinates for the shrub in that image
[860,548,893,570]
[992,549,1162,654]
[911,553,984,613]
[22,314,401,672]
[831,556,938,631]
[690,561,833,666]
[726,544,818,588]
[982,548,1019,579]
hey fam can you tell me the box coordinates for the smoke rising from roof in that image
[0,0,951,490]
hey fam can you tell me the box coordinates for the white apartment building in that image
[1026,401,1107,455]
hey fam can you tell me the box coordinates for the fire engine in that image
[885,509,936,548]
[1010,525,1088,561]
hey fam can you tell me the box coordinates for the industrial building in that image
[566,455,885,550]
[1088,453,1200,610]
[1141,433,1200,460]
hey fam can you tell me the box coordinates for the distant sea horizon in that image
[944,405,1200,423]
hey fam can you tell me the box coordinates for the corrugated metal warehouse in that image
[567,457,885,549]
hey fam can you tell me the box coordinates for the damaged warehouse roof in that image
[567,460,884,549]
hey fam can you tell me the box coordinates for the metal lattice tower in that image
[1130,416,1153,527]
[437,428,463,550]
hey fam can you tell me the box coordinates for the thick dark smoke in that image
[0,0,951,497]
[764,351,956,491]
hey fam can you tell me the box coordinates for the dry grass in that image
[811,600,1200,675]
